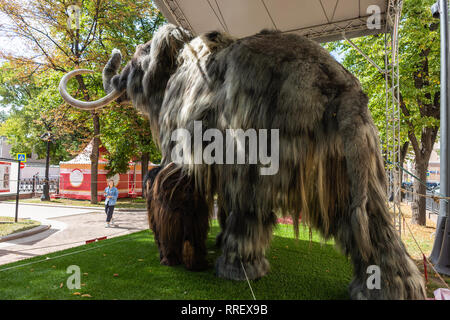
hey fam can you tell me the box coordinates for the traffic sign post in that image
[15,160,21,223]
[16,153,26,162]
[14,153,26,223]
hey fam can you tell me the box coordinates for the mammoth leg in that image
[182,240,207,271]
[160,248,182,266]
[148,199,183,266]
[159,234,183,266]
[334,213,426,300]
[182,206,209,271]
[334,89,426,299]
[216,210,277,280]
[215,195,228,248]
[333,195,426,300]
[159,211,183,267]
[153,230,164,262]
[147,208,165,263]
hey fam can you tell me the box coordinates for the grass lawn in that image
[0,222,353,300]
[13,197,146,209]
[0,217,41,237]
[394,203,437,259]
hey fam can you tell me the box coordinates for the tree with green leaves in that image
[0,65,92,163]
[0,0,164,202]
[327,0,440,225]
[101,104,161,177]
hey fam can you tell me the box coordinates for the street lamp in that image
[40,131,53,201]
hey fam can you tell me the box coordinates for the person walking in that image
[104,178,119,227]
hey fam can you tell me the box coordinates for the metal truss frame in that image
[384,0,403,234]
[156,0,390,43]
[343,2,403,235]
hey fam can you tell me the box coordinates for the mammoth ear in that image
[142,24,193,101]
[147,24,193,76]
[178,30,235,63]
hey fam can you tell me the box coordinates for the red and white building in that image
[58,140,156,201]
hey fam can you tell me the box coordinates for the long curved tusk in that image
[59,69,125,110]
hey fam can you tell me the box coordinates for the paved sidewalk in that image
[0,209,149,266]
[0,202,99,220]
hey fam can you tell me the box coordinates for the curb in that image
[116,208,146,212]
[0,201,146,212]
[0,224,51,243]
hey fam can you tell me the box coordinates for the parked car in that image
[427,182,439,190]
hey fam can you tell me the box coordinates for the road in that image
[0,202,149,266]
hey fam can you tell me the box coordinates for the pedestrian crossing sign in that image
[16,153,26,162]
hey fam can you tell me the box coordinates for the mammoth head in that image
[59,24,193,113]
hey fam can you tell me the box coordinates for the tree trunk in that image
[412,159,427,225]
[141,152,149,179]
[90,112,100,204]
[75,75,100,205]
[399,141,409,201]
[141,152,149,198]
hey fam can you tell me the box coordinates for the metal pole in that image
[15,160,21,223]
[343,33,384,74]
[430,0,450,275]
[41,137,50,201]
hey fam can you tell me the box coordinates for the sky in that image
[0,11,43,114]
[0,35,30,114]
[0,11,34,62]
[0,8,346,116]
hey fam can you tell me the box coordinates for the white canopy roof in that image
[60,140,109,164]
[154,0,391,43]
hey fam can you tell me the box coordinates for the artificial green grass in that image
[0,222,352,300]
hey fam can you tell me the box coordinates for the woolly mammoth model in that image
[144,163,209,271]
[59,24,426,299]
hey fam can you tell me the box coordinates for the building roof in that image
[153,0,391,43]
[60,140,109,165]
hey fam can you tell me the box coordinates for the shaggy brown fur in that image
[95,24,426,299]
[145,163,210,271]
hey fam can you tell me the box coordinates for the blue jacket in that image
[104,186,118,206]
